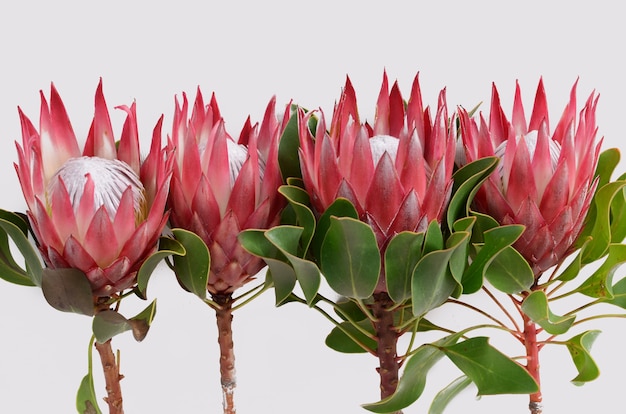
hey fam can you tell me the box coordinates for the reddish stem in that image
[523,312,542,414]
[94,339,124,414]
[213,293,237,414]
[371,292,402,414]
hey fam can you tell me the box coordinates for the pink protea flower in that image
[458,79,601,276]
[167,89,289,294]
[14,80,172,297]
[298,72,456,251]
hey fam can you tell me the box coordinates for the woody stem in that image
[94,339,124,414]
[372,292,402,414]
[213,293,237,414]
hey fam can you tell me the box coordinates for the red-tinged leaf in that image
[41,268,94,316]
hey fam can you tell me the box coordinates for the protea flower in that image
[167,89,289,294]
[298,72,456,251]
[458,79,601,276]
[14,80,172,297]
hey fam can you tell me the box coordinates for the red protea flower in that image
[167,89,288,294]
[14,80,172,297]
[459,79,601,275]
[298,72,456,251]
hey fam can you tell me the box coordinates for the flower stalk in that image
[522,311,542,414]
[371,292,401,412]
[94,339,124,414]
[213,294,237,414]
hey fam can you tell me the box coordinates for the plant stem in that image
[523,312,542,414]
[371,292,402,414]
[94,339,124,414]
[213,293,237,414]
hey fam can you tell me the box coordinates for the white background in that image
[1,1,625,413]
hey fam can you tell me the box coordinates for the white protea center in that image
[494,131,562,198]
[47,156,147,222]
[226,138,266,188]
[369,135,399,165]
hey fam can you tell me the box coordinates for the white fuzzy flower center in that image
[369,135,399,165]
[495,131,561,174]
[47,156,146,221]
[226,139,266,188]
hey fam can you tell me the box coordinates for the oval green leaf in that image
[170,228,210,300]
[320,217,380,299]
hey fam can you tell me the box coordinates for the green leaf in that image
[278,185,315,254]
[595,148,620,189]
[321,217,381,299]
[423,220,444,254]
[265,226,321,305]
[41,268,94,316]
[362,334,461,413]
[265,260,298,306]
[521,291,575,335]
[428,376,473,414]
[137,236,185,297]
[446,156,499,231]
[609,179,626,244]
[310,198,359,262]
[579,181,626,263]
[603,276,626,309]
[325,319,377,353]
[564,330,601,385]
[239,229,298,305]
[170,228,209,300]
[412,232,469,317]
[76,336,102,414]
[334,298,368,322]
[575,243,626,299]
[441,337,538,395]
[128,299,158,342]
[385,231,425,303]
[92,310,132,343]
[484,246,534,294]
[0,209,42,286]
[462,224,526,294]
[278,106,317,181]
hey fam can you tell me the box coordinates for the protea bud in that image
[167,89,288,294]
[14,80,172,297]
[458,79,601,276]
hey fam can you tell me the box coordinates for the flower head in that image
[167,89,288,294]
[459,79,601,275]
[298,72,456,250]
[14,80,172,296]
